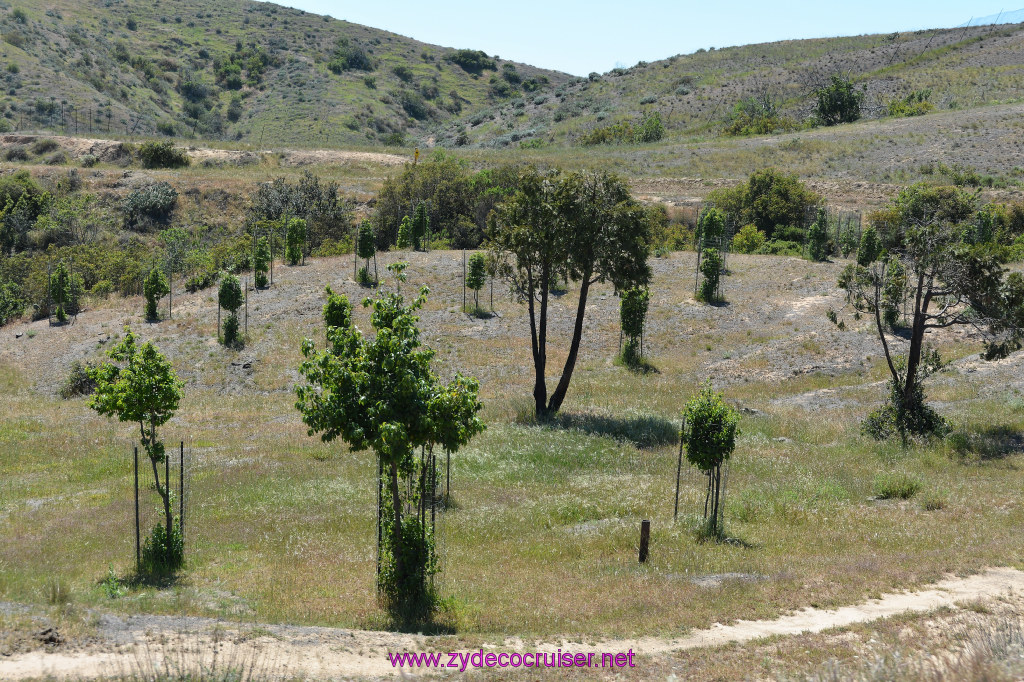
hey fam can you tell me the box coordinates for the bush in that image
[815,74,863,126]
[707,168,820,238]
[285,217,306,265]
[724,95,794,136]
[857,225,881,265]
[887,89,933,117]
[447,49,496,74]
[863,364,947,441]
[0,278,25,326]
[31,138,60,155]
[59,360,97,399]
[5,146,28,161]
[137,141,190,169]
[699,248,723,302]
[140,518,183,576]
[122,182,178,228]
[806,208,829,261]
[731,224,766,254]
[247,172,353,249]
[756,239,803,257]
[143,268,169,320]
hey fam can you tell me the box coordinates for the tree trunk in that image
[547,271,592,414]
[145,425,173,551]
[903,273,929,406]
[388,461,404,585]
[531,266,550,419]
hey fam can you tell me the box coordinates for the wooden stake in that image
[639,520,650,563]
[674,422,684,521]
[134,447,140,571]
[179,441,184,544]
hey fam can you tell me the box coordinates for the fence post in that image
[639,520,650,563]
[179,441,184,543]
[462,250,466,312]
[134,447,140,570]
[674,421,684,520]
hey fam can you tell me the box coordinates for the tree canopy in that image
[838,183,1024,438]
[490,168,651,418]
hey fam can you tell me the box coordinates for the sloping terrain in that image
[0,0,570,146]
[3,0,1024,152]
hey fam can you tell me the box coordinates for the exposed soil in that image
[2,568,1022,680]
[0,134,407,168]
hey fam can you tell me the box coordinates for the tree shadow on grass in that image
[951,425,1024,461]
[548,410,679,449]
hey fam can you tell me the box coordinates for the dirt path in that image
[3,568,1022,680]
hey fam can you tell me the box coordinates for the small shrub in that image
[857,225,881,265]
[0,279,26,326]
[31,138,60,155]
[698,248,723,302]
[873,471,922,500]
[285,217,306,265]
[731,224,766,254]
[59,360,97,399]
[222,313,240,346]
[137,141,190,169]
[45,151,68,165]
[139,518,183,577]
[143,268,169,320]
[887,89,934,117]
[122,182,178,227]
[815,74,863,126]
[5,146,28,161]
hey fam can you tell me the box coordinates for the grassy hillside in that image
[444,22,1024,148]
[3,0,1024,151]
[0,0,570,147]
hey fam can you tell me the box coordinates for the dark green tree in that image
[50,260,82,323]
[218,272,243,346]
[699,248,723,303]
[815,74,863,126]
[466,253,486,310]
[357,220,376,284]
[619,285,650,365]
[89,327,185,572]
[143,268,169,321]
[857,225,882,266]
[285,217,307,266]
[253,236,270,288]
[491,168,651,418]
[806,207,830,261]
[411,202,429,251]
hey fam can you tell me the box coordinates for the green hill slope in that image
[0,0,571,146]
[3,0,1024,151]
[441,22,1024,148]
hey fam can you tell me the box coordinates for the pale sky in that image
[277,1,1011,75]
